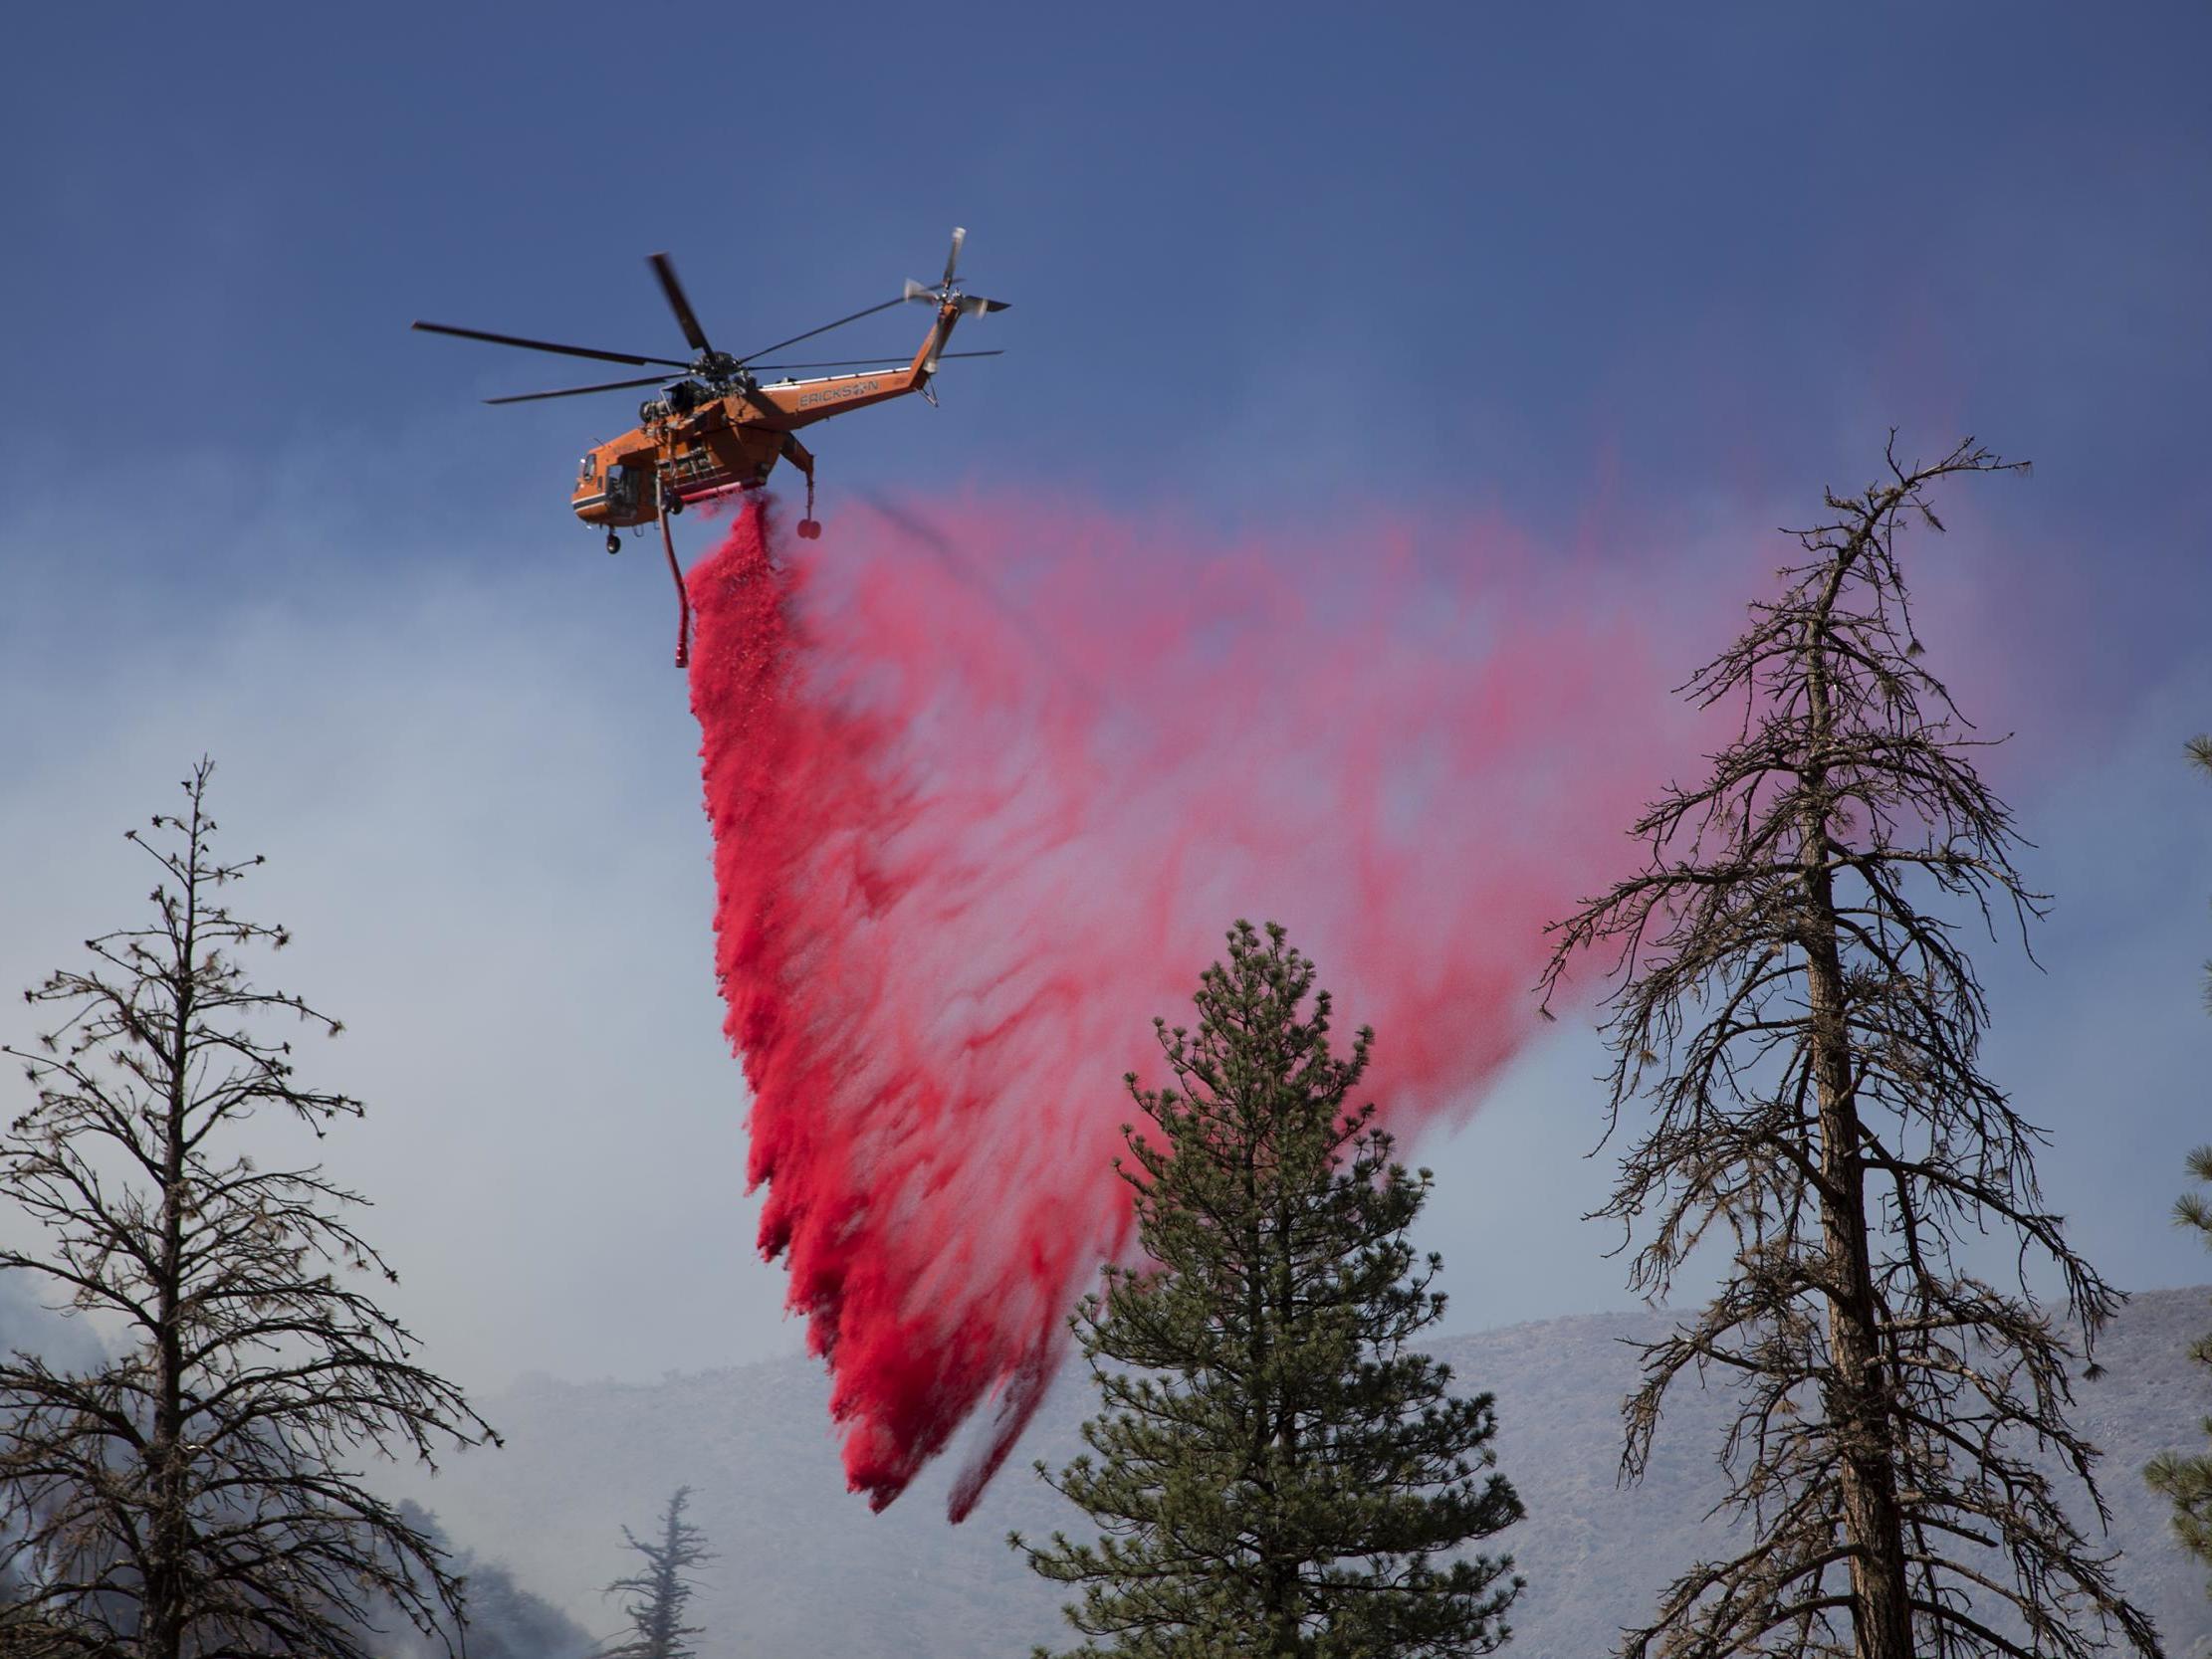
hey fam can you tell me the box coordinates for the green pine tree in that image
[2148,1147,2212,1573]
[2147,733,2212,1581]
[1012,921,1523,1659]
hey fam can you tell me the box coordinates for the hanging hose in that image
[660,502,691,669]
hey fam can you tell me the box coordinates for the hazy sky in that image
[1,3,2207,1396]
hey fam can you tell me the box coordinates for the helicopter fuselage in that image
[571,298,958,529]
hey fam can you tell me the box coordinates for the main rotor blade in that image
[648,253,713,355]
[412,320,691,370]
[481,352,1006,402]
[483,374,672,406]
[736,297,904,366]
[941,226,967,288]
[749,349,1004,372]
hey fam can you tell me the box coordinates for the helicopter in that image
[413,228,1007,663]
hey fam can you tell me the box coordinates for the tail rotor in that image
[905,226,1010,371]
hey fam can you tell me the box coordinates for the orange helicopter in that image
[414,228,1007,664]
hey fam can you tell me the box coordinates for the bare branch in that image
[1544,445,2153,1658]
[0,762,498,1659]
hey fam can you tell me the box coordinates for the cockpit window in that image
[580,455,597,479]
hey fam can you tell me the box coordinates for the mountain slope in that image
[385,1288,2212,1658]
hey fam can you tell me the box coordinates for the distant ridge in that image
[382,1286,2212,1658]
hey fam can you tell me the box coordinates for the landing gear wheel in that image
[606,531,622,555]
[664,492,683,516]
[797,518,821,540]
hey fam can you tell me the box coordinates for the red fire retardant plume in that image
[687,493,1666,1520]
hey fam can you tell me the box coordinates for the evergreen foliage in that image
[2146,737,2212,1585]
[2147,1149,2212,1579]
[1013,921,1522,1659]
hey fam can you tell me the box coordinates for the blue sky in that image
[1,3,2208,1385]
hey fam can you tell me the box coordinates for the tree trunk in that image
[145,860,197,1659]
[1805,888,1914,1659]
[1246,1112,1298,1659]
[1270,1166,1300,1659]
[1800,585,1912,1659]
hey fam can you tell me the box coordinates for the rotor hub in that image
[696,350,745,385]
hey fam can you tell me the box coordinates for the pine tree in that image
[0,761,497,1658]
[2146,734,2212,1581]
[602,1487,712,1659]
[1542,438,2157,1659]
[1013,921,1523,1659]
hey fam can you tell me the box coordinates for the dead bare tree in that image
[1540,439,2159,1659]
[600,1487,711,1659]
[0,761,499,1658]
